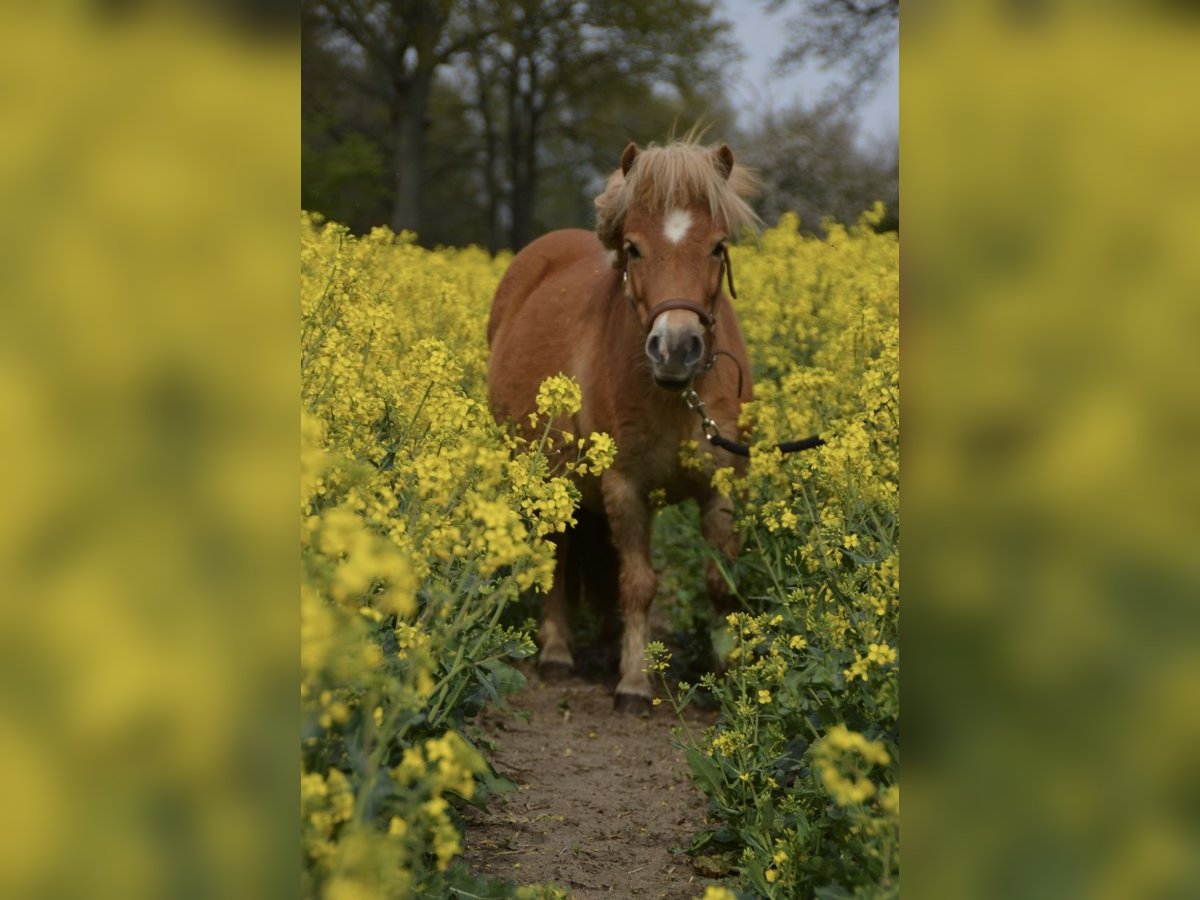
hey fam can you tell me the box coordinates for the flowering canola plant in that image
[301,214,590,898]
[666,207,899,899]
[300,206,897,899]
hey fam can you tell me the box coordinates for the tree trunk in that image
[471,55,501,254]
[390,71,431,236]
[509,148,533,250]
[505,54,525,250]
[519,103,539,248]
[508,54,538,250]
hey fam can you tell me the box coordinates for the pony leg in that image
[602,471,657,711]
[538,531,575,679]
[700,493,740,617]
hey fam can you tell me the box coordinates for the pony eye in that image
[712,242,726,258]
[626,241,641,259]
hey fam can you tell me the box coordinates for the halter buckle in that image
[683,387,721,441]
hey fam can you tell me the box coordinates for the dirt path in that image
[463,666,721,898]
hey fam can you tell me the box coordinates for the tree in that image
[304,0,492,235]
[302,4,394,231]
[457,0,739,249]
[766,0,899,101]
[737,99,897,234]
[302,0,741,248]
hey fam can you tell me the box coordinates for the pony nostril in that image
[646,333,663,362]
[686,334,704,364]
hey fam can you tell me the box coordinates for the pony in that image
[487,138,760,711]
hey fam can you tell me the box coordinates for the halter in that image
[622,244,737,334]
[619,241,821,451]
[645,298,715,331]
[622,245,744,396]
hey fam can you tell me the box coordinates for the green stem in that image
[427,575,515,731]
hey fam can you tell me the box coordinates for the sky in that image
[717,0,899,149]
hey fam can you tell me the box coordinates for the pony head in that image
[595,139,760,389]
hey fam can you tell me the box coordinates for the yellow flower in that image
[844,655,870,683]
[867,642,897,665]
[710,729,745,756]
[300,772,327,801]
[812,725,891,806]
[757,690,772,705]
[880,784,900,816]
[534,373,582,418]
[433,826,462,871]
[324,877,375,900]
[584,431,618,473]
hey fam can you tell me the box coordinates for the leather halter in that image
[645,298,715,331]
[621,247,746,397]
[622,245,737,335]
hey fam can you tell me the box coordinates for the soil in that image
[462,663,723,899]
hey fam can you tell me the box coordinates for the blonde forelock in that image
[594,139,761,254]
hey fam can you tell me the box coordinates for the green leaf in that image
[472,658,527,704]
[686,747,727,799]
[482,659,527,698]
[443,862,528,898]
[688,829,715,854]
[710,623,735,661]
[758,798,775,833]
[814,884,856,900]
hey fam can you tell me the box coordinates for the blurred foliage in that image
[0,5,296,899]
[904,3,1200,898]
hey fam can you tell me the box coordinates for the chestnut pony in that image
[487,139,760,711]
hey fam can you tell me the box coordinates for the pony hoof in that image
[613,692,652,715]
[538,660,575,682]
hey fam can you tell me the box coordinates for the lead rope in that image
[687,249,825,454]
[682,387,825,458]
[627,248,824,455]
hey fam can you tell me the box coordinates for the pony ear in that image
[620,142,640,176]
[713,143,735,180]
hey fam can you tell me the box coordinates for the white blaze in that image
[663,208,693,245]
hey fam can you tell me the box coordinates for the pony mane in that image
[594,139,761,254]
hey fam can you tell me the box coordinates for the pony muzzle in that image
[645,308,706,388]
